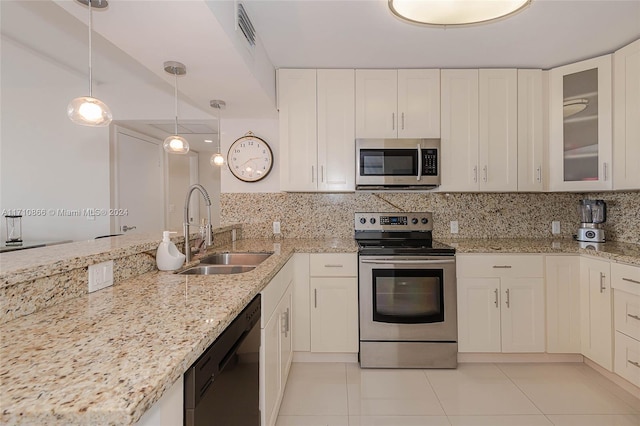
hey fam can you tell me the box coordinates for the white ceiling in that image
[3,0,639,132]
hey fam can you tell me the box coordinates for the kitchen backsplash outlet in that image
[221,191,640,243]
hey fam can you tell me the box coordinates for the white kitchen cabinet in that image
[549,55,613,191]
[545,256,581,353]
[457,255,545,353]
[260,259,294,426]
[279,69,355,192]
[613,39,640,190]
[292,253,311,352]
[612,262,640,386]
[518,69,545,191]
[580,256,613,371]
[440,69,480,192]
[309,253,358,353]
[355,69,440,138]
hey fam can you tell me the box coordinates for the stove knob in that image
[411,218,418,225]
[421,218,429,224]
[370,218,376,224]
[586,230,596,239]
[359,217,366,224]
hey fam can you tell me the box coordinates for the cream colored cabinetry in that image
[612,262,640,386]
[545,256,581,353]
[457,255,545,353]
[260,259,294,426]
[518,69,544,191]
[355,69,440,138]
[580,257,613,371]
[309,253,358,353]
[549,55,613,191]
[278,69,355,192]
[441,69,527,192]
[613,39,640,190]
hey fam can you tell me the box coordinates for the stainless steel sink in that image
[199,252,273,266]
[178,265,256,275]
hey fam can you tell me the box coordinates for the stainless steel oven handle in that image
[417,144,422,181]
[360,259,455,265]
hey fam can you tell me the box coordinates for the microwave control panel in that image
[422,149,438,176]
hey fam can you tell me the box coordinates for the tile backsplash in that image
[221,191,639,243]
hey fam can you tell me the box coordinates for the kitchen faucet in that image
[184,184,213,262]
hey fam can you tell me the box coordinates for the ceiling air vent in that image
[237,3,256,47]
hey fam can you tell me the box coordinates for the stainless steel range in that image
[355,212,457,368]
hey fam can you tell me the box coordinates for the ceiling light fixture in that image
[563,98,589,118]
[210,100,226,167]
[163,61,189,154]
[67,0,112,127]
[388,0,532,26]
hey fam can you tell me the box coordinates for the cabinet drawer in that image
[614,290,640,340]
[612,263,640,296]
[457,255,543,278]
[310,253,357,277]
[614,331,640,388]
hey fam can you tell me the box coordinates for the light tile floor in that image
[276,363,640,426]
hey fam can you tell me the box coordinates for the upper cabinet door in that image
[278,69,318,191]
[613,39,640,190]
[317,69,355,192]
[549,55,613,191]
[517,69,544,192]
[440,69,480,192]
[397,69,441,138]
[355,70,398,138]
[479,69,518,191]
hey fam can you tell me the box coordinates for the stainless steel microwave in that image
[356,139,441,190]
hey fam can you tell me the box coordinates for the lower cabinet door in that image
[581,257,613,371]
[501,278,545,353]
[310,277,358,353]
[261,312,281,426]
[546,256,581,353]
[279,286,293,389]
[457,278,501,352]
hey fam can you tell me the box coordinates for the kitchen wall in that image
[221,191,640,243]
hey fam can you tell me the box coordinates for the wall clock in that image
[227,131,274,182]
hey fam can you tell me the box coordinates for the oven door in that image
[359,256,456,342]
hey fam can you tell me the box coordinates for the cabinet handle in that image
[494,288,499,308]
[473,166,478,183]
[603,162,608,181]
[314,288,318,308]
[281,308,290,338]
[311,166,315,183]
[505,288,511,308]
[392,112,395,131]
[628,360,640,369]
[324,264,343,268]
[536,166,542,183]
[483,165,488,182]
[401,112,405,130]
[623,277,640,285]
[628,314,640,321]
[321,165,324,183]
[600,272,606,293]
[493,265,512,269]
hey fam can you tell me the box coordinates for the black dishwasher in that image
[184,295,261,426]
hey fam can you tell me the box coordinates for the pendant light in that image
[209,100,226,166]
[388,0,531,27]
[163,61,189,154]
[67,0,112,127]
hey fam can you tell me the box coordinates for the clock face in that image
[227,134,273,182]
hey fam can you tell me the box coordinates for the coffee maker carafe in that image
[576,199,606,242]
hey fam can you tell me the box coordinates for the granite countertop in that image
[0,238,356,425]
[441,237,640,266]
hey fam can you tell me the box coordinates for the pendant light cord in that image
[88,0,93,97]
[174,72,179,135]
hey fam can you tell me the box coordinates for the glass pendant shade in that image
[163,135,189,154]
[67,96,112,126]
[389,0,531,26]
[210,153,225,166]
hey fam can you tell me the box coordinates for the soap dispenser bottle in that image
[156,231,186,271]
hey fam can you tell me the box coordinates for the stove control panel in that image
[355,212,433,232]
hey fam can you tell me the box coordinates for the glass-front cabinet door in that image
[549,55,612,191]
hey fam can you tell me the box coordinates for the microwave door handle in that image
[417,144,422,181]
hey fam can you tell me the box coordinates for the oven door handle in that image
[360,259,455,265]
